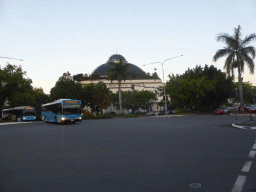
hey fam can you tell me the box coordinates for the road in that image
[0,115,256,192]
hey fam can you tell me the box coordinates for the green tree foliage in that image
[0,63,34,108]
[234,82,256,104]
[90,73,101,80]
[31,88,50,118]
[166,65,235,110]
[73,73,90,81]
[83,82,111,110]
[213,25,256,112]
[152,72,160,79]
[110,90,157,112]
[50,72,85,105]
[83,82,111,112]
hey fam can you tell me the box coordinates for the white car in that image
[146,111,159,116]
[220,107,229,114]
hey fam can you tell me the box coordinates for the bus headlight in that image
[61,117,66,121]
[78,117,82,120]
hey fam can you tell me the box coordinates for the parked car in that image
[158,111,165,115]
[247,105,256,113]
[166,109,177,114]
[146,111,159,116]
[220,107,229,114]
[238,106,253,113]
[213,109,224,115]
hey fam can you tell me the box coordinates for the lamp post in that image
[143,55,183,115]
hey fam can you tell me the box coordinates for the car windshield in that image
[62,104,81,115]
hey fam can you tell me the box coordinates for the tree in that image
[83,82,111,112]
[152,72,160,79]
[213,25,256,112]
[234,82,256,104]
[110,90,157,112]
[166,65,234,110]
[31,88,50,118]
[50,72,84,104]
[0,63,34,108]
[107,57,131,114]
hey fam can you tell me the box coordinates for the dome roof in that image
[91,54,145,77]
[108,54,127,63]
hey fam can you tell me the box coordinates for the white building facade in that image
[79,54,169,114]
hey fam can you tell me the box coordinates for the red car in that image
[213,109,224,115]
[238,106,252,113]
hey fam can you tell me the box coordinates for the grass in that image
[0,118,12,123]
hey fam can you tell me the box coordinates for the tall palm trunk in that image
[118,80,122,114]
[238,65,244,112]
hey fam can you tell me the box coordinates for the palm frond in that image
[234,25,242,41]
[241,34,256,47]
[242,46,256,59]
[107,57,131,82]
[237,55,245,73]
[224,52,235,75]
[241,52,255,74]
[216,34,237,48]
[213,49,230,62]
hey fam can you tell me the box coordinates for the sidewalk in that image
[231,114,256,130]
[0,121,33,126]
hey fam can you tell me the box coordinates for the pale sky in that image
[1,0,256,94]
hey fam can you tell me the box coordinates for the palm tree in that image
[213,25,256,112]
[107,57,131,114]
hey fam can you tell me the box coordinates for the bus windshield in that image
[24,111,35,116]
[62,105,81,115]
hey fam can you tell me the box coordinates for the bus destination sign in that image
[64,101,80,104]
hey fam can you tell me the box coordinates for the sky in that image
[1,0,256,94]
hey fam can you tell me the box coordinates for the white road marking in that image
[248,150,256,158]
[252,143,256,150]
[241,161,252,172]
[231,175,246,192]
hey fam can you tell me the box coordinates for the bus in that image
[41,99,82,123]
[2,106,36,121]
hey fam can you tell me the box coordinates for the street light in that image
[143,54,183,115]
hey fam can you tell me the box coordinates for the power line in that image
[0,56,24,61]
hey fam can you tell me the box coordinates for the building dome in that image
[91,54,145,77]
[108,54,127,63]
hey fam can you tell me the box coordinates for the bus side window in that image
[58,104,61,114]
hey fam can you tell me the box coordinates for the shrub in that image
[123,114,138,118]
[82,110,94,120]
[176,108,191,114]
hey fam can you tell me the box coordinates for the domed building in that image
[79,54,166,113]
[92,54,146,78]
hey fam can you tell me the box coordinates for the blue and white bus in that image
[2,106,36,121]
[41,99,82,123]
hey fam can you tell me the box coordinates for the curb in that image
[0,121,33,126]
[230,113,256,116]
[150,115,185,117]
[232,123,256,130]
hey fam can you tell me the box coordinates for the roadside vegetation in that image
[1,26,255,118]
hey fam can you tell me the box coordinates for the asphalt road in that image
[1,115,256,192]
